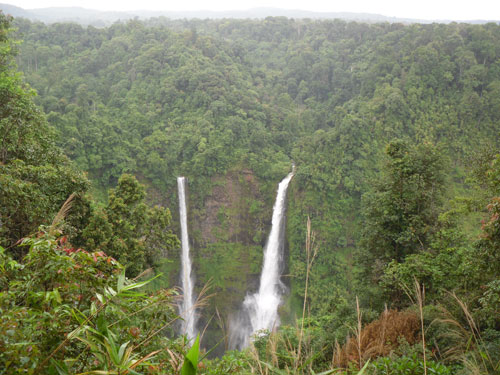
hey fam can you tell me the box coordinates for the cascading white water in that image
[177,177,196,341]
[230,168,295,349]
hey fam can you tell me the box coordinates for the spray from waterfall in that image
[229,167,295,349]
[177,176,196,341]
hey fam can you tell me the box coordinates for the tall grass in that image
[414,279,427,375]
[295,216,318,373]
[438,292,500,374]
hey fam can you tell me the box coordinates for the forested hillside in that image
[1,11,500,374]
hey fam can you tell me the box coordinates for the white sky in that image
[3,0,500,21]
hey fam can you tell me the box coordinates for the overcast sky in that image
[2,0,500,21]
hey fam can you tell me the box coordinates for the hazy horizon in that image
[2,0,499,21]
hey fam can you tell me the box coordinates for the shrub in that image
[336,310,420,367]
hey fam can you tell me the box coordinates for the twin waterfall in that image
[177,169,294,347]
[177,177,196,341]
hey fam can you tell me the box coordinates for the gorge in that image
[3,11,500,373]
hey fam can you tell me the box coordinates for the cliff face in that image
[194,169,265,245]
[185,168,275,351]
[158,167,298,352]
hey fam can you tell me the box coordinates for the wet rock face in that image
[186,169,273,354]
[193,169,266,247]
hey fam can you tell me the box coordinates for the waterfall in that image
[229,168,295,349]
[177,177,196,341]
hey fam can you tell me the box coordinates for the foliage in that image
[181,334,200,375]
[0,230,182,374]
[82,174,180,277]
[198,350,250,375]
[368,354,454,375]
[355,139,447,307]
[0,11,89,251]
[361,139,446,266]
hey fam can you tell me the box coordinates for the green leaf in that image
[105,332,120,365]
[258,361,288,374]
[71,308,87,324]
[314,370,337,375]
[117,341,130,363]
[120,274,160,292]
[55,288,62,302]
[181,334,200,375]
[117,271,125,293]
[96,293,104,304]
[357,360,371,375]
[96,315,107,335]
[105,286,117,297]
[50,358,70,375]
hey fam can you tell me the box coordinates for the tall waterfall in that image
[230,168,295,349]
[177,177,196,341]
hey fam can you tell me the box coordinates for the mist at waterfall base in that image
[229,170,295,349]
[177,177,197,342]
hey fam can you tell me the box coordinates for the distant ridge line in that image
[0,3,499,26]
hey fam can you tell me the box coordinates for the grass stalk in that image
[296,216,318,374]
[414,278,427,375]
[356,296,363,369]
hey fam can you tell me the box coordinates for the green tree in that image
[82,174,179,276]
[0,11,88,251]
[358,139,446,286]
